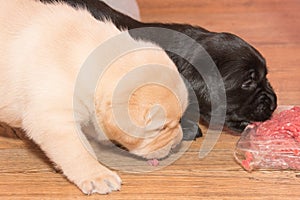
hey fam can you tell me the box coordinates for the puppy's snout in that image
[266,92,277,111]
[265,81,277,111]
[258,92,275,110]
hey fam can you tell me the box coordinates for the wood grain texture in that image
[0,0,300,199]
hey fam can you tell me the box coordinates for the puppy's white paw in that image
[79,170,122,195]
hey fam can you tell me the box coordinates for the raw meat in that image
[235,106,300,171]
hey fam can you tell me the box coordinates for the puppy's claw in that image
[79,172,121,195]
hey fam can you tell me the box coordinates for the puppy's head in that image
[125,83,187,159]
[199,32,277,131]
[95,44,188,159]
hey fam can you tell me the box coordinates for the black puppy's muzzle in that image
[226,81,277,132]
[265,81,277,111]
[250,82,277,121]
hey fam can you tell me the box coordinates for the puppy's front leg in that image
[22,110,121,195]
[181,102,202,140]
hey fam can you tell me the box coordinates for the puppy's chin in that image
[131,142,173,160]
[129,126,183,160]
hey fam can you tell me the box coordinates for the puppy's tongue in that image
[147,159,159,166]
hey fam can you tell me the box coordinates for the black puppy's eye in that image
[250,71,256,80]
[242,71,257,90]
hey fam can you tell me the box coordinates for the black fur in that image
[40,0,277,140]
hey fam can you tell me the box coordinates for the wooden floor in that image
[1,0,300,199]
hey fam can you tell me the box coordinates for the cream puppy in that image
[0,0,188,195]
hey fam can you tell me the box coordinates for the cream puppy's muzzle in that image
[125,84,185,160]
[129,119,184,160]
[97,83,187,160]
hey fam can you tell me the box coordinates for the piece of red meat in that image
[235,106,300,171]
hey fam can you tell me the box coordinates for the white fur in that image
[0,0,188,195]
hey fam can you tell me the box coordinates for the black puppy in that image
[41,0,277,140]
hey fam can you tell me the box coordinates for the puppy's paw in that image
[182,126,203,141]
[79,169,122,195]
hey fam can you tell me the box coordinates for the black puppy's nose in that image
[265,81,277,111]
[268,93,277,111]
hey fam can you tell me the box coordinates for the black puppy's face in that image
[201,32,277,131]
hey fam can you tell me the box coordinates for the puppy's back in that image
[0,0,124,125]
